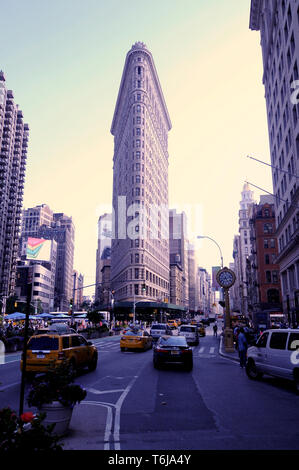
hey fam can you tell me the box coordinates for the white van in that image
[178,325,199,346]
[246,329,299,393]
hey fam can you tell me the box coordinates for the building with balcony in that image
[250,0,299,324]
[247,195,282,325]
[0,71,29,301]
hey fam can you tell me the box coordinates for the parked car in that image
[153,335,193,370]
[246,329,299,393]
[20,331,98,379]
[150,323,172,341]
[178,325,199,346]
[120,328,152,351]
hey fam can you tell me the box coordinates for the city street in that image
[1,325,299,450]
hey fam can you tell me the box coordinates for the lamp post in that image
[197,236,223,269]
[197,235,224,317]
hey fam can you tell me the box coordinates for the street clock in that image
[216,267,236,289]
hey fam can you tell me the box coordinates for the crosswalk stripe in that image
[209,347,215,354]
[199,347,205,353]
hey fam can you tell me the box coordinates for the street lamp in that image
[197,235,224,322]
[197,236,224,269]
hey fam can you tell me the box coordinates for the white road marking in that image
[87,388,125,395]
[210,347,215,354]
[0,381,20,392]
[113,375,139,450]
[199,347,205,353]
[81,401,114,450]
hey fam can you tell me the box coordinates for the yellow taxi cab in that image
[20,324,98,378]
[175,319,181,327]
[167,319,178,329]
[120,328,152,351]
[197,322,206,337]
[190,319,197,326]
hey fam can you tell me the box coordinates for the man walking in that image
[213,323,218,337]
[237,327,248,368]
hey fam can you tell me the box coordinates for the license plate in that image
[36,354,45,359]
[171,351,180,355]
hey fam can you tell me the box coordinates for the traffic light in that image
[69,298,73,309]
[142,284,146,293]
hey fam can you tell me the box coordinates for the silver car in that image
[178,325,199,346]
[150,323,172,341]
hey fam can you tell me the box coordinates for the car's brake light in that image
[156,347,168,353]
[181,348,192,354]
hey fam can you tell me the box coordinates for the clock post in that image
[216,267,236,353]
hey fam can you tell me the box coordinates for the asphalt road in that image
[1,326,299,450]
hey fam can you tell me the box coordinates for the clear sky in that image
[1,0,272,296]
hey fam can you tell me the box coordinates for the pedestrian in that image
[237,327,248,368]
[213,323,218,337]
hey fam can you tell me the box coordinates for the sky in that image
[0,0,273,296]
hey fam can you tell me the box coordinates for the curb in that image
[218,335,239,363]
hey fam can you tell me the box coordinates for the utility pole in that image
[71,272,77,327]
[19,267,33,417]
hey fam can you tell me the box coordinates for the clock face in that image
[217,268,236,288]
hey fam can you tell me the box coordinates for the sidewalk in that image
[61,401,109,450]
[218,334,239,363]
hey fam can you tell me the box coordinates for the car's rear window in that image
[151,325,166,330]
[124,330,142,336]
[27,337,59,350]
[180,326,196,332]
[159,336,188,346]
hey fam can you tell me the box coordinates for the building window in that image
[266,271,272,283]
[264,223,273,233]
[265,254,270,265]
[264,239,269,248]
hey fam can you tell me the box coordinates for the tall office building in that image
[21,204,53,238]
[95,213,112,301]
[40,213,75,311]
[188,242,197,313]
[233,183,256,317]
[0,71,29,300]
[16,238,57,313]
[169,209,189,308]
[20,205,75,312]
[110,42,171,304]
[250,0,299,323]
